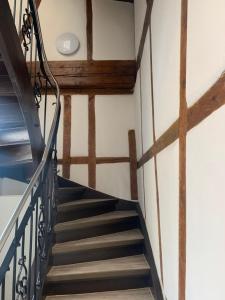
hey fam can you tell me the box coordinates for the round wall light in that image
[56,33,80,55]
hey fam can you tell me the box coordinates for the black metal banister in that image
[0,0,61,298]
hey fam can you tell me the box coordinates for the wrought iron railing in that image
[0,0,60,299]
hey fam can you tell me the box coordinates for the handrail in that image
[0,0,60,253]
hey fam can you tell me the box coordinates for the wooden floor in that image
[44,184,154,299]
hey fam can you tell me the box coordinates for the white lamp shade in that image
[56,33,80,55]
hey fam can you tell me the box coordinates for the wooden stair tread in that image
[45,288,154,299]
[52,229,144,255]
[0,143,32,166]
[0,75,15,96]
[0,127,29,146]
[54,210,138,233]
[47,255,150,283]
[58,198,117,212]
[0,102,24,128]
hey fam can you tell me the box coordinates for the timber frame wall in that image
[55,0,138,200]
[136,0,225,299]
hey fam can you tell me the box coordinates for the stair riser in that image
[56,204,117,223]
[45,275,151,296]
[55,218,139,243]
[57,190,86,203]
[51,244,144,266]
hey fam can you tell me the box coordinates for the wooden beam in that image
[97,157,130,164]
[138,72,225,168]
[149,24,164,285]
[62,95,71,178]
[114,0,134,2]
[58,156,130,165]
[179,0,188,299]
[88,94,96,188]
[86,0,93,60]
[128,130,138,200]
[29,60,137,95]
[137,0,154,70]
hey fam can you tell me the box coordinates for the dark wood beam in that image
[62,95,71,178]
[137,0,154,70]
[128,130,138,200]
[58,156,130,165]
[88,94,96,188]
[29,60,137,95]
[179,1,188,299]
[114,0,134,2]
[86,0,93,60]
[149,23,164,284]
[138,71,225,169]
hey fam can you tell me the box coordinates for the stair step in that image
[57,187,86,203]
[58,198,117,212]
[0,102,24,128]
[0,75,15,96]
[0,127,29,146]
[55,210,138,234]
[45,288,154,300]
[52,229,144,265]
[53,229,144,255]
[47,255,150,283]
[0,144,32,166]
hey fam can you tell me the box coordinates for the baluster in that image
[1,277,5,300]
[34,200,38,300]
[13,0,17,21]
[43,78,48,141]
[16,234,28,299]
[29,25,34,78]
[12,219,19,300]
[18,0,23,33]
[27,198,34,299]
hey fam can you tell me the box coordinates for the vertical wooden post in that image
[128,130,138,200]
[86,0,93,60]
[179,1,188,300]
[62,95,71,179]
[149,24,164,284]
[88,94,96,188]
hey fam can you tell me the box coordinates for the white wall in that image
[93,0,135,60]
[39,0,87,60]
[38,0,136,199]
[134,0,225,299]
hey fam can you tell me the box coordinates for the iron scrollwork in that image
[22,8,32,52]
[38,202,46,260]
[16,256,28,300]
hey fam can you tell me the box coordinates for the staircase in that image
[0,0,44,181]
[43,177,155,299]
[0,1,163,299]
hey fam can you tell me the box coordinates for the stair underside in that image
[52,229,144,255]
[47,255,150,283]
[45,288,154,300]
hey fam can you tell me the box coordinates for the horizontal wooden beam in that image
[58,156,130,165]
[29,60,137,95]
[114,0,134,2]
[96,157,130,164]
[138,74,225,168]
